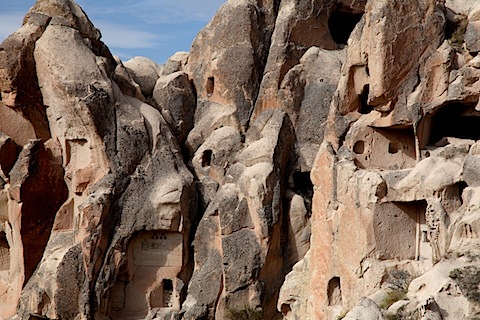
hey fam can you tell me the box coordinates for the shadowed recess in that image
[328,8,363,45]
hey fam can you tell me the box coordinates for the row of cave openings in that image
[352,102,480,171]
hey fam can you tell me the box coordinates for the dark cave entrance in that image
[162,279,174,307]
[327,276,342,306]
[427,102,480,145]
[358,84,373,114]
[201,149,213,167]
[206,77,214,96]
[328,6,364,45]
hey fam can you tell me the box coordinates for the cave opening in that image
[428,102,480,145]
[162,279,174,308]
[358,84,373,114]
[352,127,416,170]
[327,276,342,306]
[0,232,9,271]
[388,141,402,154]
[374,201,428,260]
[328,7,363,45]
[201,149,213,167]
[206,77,214,96]
[353,140,365,154]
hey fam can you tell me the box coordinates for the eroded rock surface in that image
[2,0,480,319]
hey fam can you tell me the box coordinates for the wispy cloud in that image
[78,0,225,24]
[109,49,134,61]
[133,0,226,23]
[0,13,24,41]
[95,21,168,49]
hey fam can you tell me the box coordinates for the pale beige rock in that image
[113,57,146,102]
[465,21,480,52]
[0,103,37,146]
[192,127,241,180]
[283,2,480,318]
[186,0,274,131]
[186,102,240,154]
[343,298,384,320]
[162,51,189,76]
[253,0,344,117]
[278,250,311,320]
[124,56,163,97]
[284,192,310,268]
[184,109,295,319]
[446,0,480,15]
[5,0,480,319]
[152,71,196,145]
[34,21,111,191]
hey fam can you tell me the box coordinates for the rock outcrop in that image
[1,0,480,319]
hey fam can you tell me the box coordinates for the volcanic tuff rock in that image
[2,0,480,319]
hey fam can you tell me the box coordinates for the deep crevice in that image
[20,142,68,285]
[459,181,468,205]
[0,232,9,271]
[244,1,279,133]
[445,13,468,52]
[292,171,313,215]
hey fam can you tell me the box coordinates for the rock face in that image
[1,0,480,319]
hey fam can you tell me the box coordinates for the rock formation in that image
[1,0,480,319]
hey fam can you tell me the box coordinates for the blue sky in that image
[0,0,225,63]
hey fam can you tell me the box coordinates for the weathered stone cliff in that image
[1,0,480,319]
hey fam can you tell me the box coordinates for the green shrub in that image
[446,14,468,52]
[385,269,414,293]
[379,270,413,310]
[379,290,407,310]
[449,267,480,302]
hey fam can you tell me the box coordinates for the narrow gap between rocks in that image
[292,171,313,215]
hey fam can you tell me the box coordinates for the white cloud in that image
[109,49,134,61]
[96,21,168,49]
[0,13,24,42]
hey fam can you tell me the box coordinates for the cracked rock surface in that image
[1,0,480,319]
